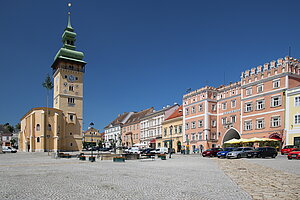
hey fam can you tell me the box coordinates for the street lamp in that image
[169,125,173,158]
[89,122,95,162]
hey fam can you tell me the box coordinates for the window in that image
[69,114,74,121]
[222,117,227,125]
[198,132,203,140]
[164,128,167,136]
[256,100,265,110]
[185,134,189,142]
[37,137,40,143]
[70,143,73,146]
[192,133,195,141]
[244,121,252,131]
[198,104,203,112]
[256,119,265,129]
[273,79,280,88]
[185,108,189,115]
[212,104,216,111]
[231,100,236,108]
[295,115,300,124]
[36,124,40,131]
[179,125,182,133]
[271,116,280,127]
[191,121,196,129]
[68,97,75,104]
[70,132,73,135]
[295,97,300,107]
[185,123,190,130]
[271,96,281,107]
[245,102,253,112]
[69,85,74,91]
[222,102,227,110]
[48,124,51,131]
[191,106,195,114]
[231,115,236,123]
[212,120,216,127]
[257,84,263,93]
[246,87,252,96]
[198,120,203,128]
[174,126,178,134]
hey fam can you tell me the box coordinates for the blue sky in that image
[1,0,300,131]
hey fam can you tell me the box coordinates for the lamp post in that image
[89,122,95,162]
[169,125,173,158]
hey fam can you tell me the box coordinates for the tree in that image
[42,74,54,107]
[42,74,53,153]
[3,123,14,133]
[15,123,21,131]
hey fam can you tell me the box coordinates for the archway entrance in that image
[222,128,241,144]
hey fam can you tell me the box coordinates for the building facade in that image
[157,105,183,153]
[83,127,103,145]
[183,56,300,150]
[122,107,153,147]
[104,112,133,148]
[286,86,300,146]
[140,104,179,148]
[19,10,86,152]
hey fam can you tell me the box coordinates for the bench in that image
[140,154,155,161]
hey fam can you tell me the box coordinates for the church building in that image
[19,8,86,152]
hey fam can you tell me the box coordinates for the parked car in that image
[247,147,277,158]
[202,148,223,157]
[281,145,299,155]
[226,147,254,159]
[2,146,17,153]
[217,147,237,158]
[98,147,112,152]
[125,147,141,154]
[141,148,155,154]
[150,147,168,154]
[287,150,300,160]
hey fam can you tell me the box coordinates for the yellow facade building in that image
[157,106,183,153]
[286,86,300,146]
[19,10,86,152]
[83,128,104,144]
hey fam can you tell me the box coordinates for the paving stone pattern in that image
[216,158,300,200]
[0,153,251,200]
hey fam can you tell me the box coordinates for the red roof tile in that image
[165,105,183,121]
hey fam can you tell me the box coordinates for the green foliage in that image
[42,74,54,90]
[15,123,21,130]
[3,123,14,133]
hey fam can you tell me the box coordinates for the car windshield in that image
[284,145,294,149]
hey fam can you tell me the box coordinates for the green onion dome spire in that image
[54,3,85,62]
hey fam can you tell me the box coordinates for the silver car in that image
[226,147,254,159]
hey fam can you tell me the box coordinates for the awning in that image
[150,139,156,143]
[163,140,172,142]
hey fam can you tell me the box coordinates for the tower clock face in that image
[68,75,75,82]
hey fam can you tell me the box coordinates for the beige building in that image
[157,105,183,153]
[286,86,300,146]
[83,128,104,144]
[19,11,86,152]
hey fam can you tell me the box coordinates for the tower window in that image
[69,86,74,91]
[69,114,74,121]
[65,75,68,79]
[48,124,52,131]
[70,143,73,147]
[36,124,40,131]
[70,132,73,135]
[68,98,75,104]
[37,137,40,143]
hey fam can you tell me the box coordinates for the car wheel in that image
[237,154,241,159]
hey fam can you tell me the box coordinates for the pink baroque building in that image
[183,56,300,151]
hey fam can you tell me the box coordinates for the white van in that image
[150,147,168,154]
[125,147,141,154]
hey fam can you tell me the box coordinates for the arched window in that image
[37,137,40,143]
[48,124,51,131]
[36,124,40,131]
[70,143,73,146]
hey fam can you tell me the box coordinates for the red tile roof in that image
[165,105,183,121]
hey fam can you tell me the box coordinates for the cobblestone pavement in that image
[245,155,300,175]
[0,153,250,200]
[216,157,300,200]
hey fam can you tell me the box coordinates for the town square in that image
[1,1,300,200]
